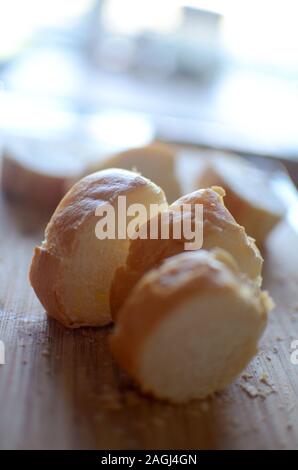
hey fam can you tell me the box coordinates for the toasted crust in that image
[80,142,182,203]
[110,187,263,318]
[110,250,273,403]
[30,168,167,328]
[197,155,284,244]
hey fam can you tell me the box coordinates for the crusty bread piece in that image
[30,169,167,328]
[81,142,181,203]
[110,249,273,403]
[197,154,284,244]
[110,187,263,318]
[1,152,67,209]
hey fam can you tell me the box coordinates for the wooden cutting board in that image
[0,170,298,450]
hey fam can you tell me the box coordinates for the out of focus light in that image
[103,0,298,72]
[222,0,298,69]
[87,111,154,154]
[0,92,76,137]
[1,0,298,73]
[0,0,94,58]
[103,0,182,35]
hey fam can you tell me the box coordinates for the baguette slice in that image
[81,142,181,203]
[197,154,285,244]
[110,250,273,403]
[30,168,167,328]
[1,151,68,209]
[111,187,263,318]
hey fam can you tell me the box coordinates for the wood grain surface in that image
[0,180,298,450]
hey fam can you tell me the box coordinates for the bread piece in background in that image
[111,187,263,318]
[81,142,182,204]
[110,249,273,403]
[30,169,167,328]
[196,154,285,245]
[1,151,68,209]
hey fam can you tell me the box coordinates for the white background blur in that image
[1,0,298,161]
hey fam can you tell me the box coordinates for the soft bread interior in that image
[197,155,284,244]
[55,183,166,326]
[139,290,267,402]
[110,250,272,403]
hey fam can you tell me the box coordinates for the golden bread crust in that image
[110,187,263,318]
[30,168,167,327]
[84,142,181,203]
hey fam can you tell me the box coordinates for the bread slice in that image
[1,151,68,209]
[197,154,284,244]
[81,142,181,203]
[110,249,273,403]
[30,169,167,328]
[110,187,263,318]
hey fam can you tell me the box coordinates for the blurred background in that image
[1,0,298,175]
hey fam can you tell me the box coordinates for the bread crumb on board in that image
[241,372,253,381]
[240,383,261,398]
[239,370,276,399]
[259,372,270,384]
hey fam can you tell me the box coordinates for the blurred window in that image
[1,0,298,77]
